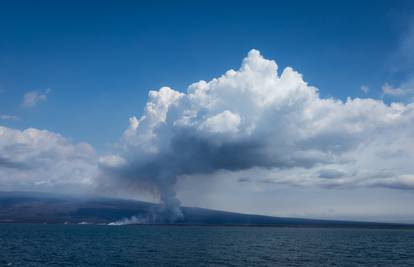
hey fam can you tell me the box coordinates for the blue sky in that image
[1,0,413,151]
[1,1,414,222]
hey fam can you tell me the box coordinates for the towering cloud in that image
[100,50,414,220]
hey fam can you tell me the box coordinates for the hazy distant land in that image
[0,191,412,229]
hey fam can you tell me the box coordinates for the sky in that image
[1,0,414,222]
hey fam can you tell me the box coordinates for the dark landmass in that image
[0,191,412,228]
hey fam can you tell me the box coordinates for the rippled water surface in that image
[1,224,414,266]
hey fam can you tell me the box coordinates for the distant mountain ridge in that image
[0,191,412,228]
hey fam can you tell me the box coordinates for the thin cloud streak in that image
[21,89,50,108]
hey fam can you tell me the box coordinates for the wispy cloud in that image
[384,20,414,99]
[396,19,414,72]
[360,85,369,94]
[21,89,50,108]
[0,114,19,121]
[382,83,407,96]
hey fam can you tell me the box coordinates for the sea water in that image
[1,224,413,266]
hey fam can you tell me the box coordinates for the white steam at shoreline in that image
[108,215,149,226]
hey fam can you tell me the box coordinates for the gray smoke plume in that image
[99,49,414,221]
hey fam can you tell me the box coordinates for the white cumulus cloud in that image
[0,126,97,193]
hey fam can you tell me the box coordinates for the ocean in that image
[1,224,413,266]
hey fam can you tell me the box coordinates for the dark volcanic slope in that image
[0,191,412,228]
[0,191,154,224]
